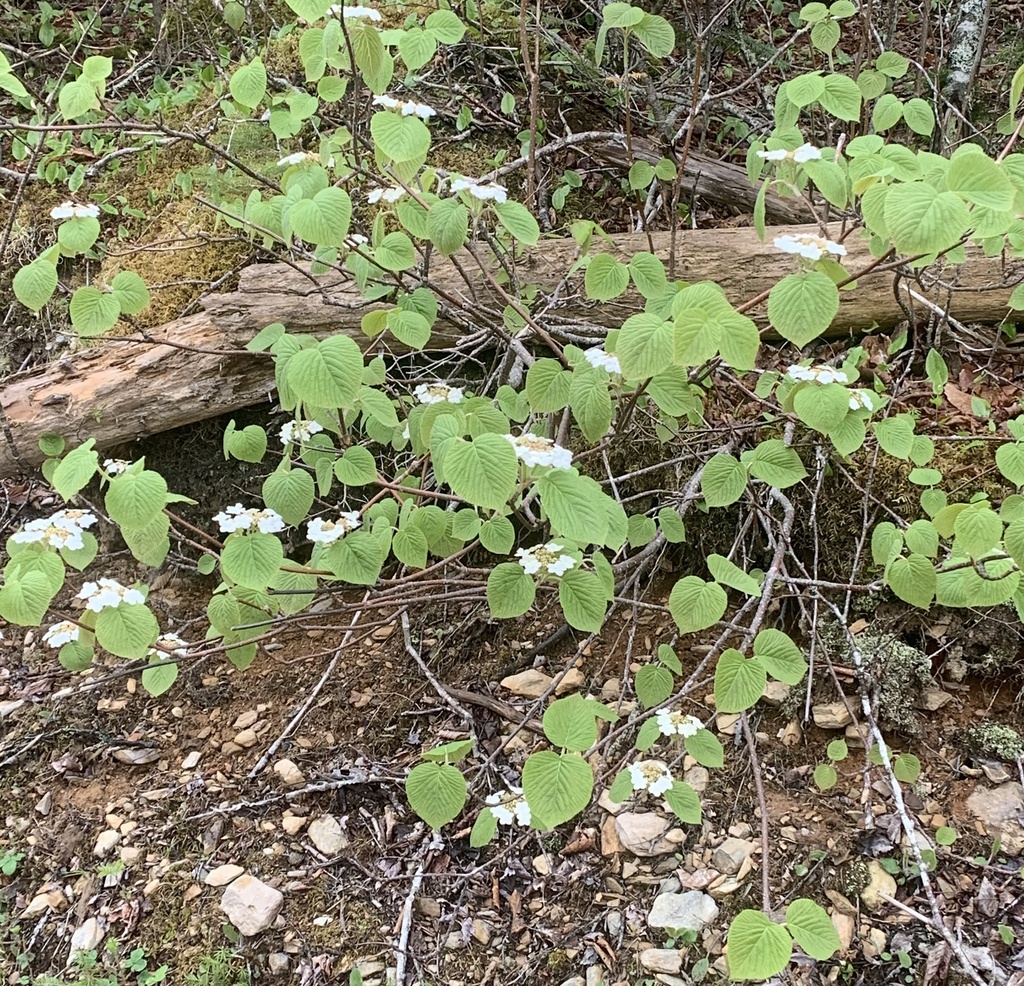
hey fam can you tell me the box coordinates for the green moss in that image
[960,722,1024,761]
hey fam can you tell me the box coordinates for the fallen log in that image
[1,223,1020,478]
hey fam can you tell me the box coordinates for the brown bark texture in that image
[1,223,1020,478]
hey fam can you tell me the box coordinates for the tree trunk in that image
[1,223,1019,478]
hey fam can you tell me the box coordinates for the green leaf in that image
[953,504,1002,558]
[793,383,850,433]
[272,567,317,616]
[726,910,793,981]
[714,649,767,714]
[785,899,840,960]
[425,8,466,43]
[262,466,315,526]
[543,694,600,751]
[996,442,1024,486]
[221,531,285,590]
[288,335,364,409]
[526,358,572,412]
[537,471,608,546]
[6,549,65,595]
[635,718,661,752]
[70,286,120,336]
[444,434,518,509]
[397,27,437,70]
[617,313,673,379]
[788,72,826,107]
[701,454,748,507]
[479,515,515,554]
[752,628,807,685]
[374,231,416,271]
[628,161,655,190]
[285,0,331,21]
[426,198,469,255]
[877,51,909,77]
[121,513,170,567]
[886,553,936,609]
[633,13,675,57]
[105,470,168,529]
[902,98,935,136]
[229,57,267,108]
[335,445,378,486]
[707,553,760,596]
[224,422,267,463]
[58,79,99,119]
[685,728,723,768]
[60,531,98,571]
[141,660,179,697]
[493,201,540,245]
[663,781,701,824]
[52,441,98,501]
[767,272,840,348]
[894,752,921,783]
[559,569,607,632]
[486,562,536,618]
[819,72,862,120]
[522,751,593,829]
[602,2,644,27]
[585,254,630,301]
[287,187,352,248]
[569,367,613,443]
[110,271,150,314]
[669,576,728,633]
[657,507,686,543]
[811,18,840,53]
[393,527,428,569]
[748,440,807,488]
[405,762,467,829]
[349,20,386,76]
[322,530,383,585]
[95,603,159,659]
[370,111,431,162]
[947,152,1016,211]
[469,807,498,847]
[636,664,674,708]
[872,93,904,131]
[873,416,915,459]
[13,259,58,312]
[57,215,100,254]
[628,514,656,548]
[827,738,849,762]
[904,519,939,557]
[935,826,957,846]
[883,183,969,254]
[0,570,54,626]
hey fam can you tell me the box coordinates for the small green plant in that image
[813,738,849,791]
[0,850,25,877]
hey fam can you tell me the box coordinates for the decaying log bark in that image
[1,223,1020,478]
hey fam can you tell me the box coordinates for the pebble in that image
[812,702,853,729]
[600,678,621,701]
[204,864,244,887]
[35,792,52,816]
[93,830,121,858]
[760,681,790,707]
[308,815,348,856]
[683,766,709,795]
[711,837,757,876]
[966,782,1024,855]
[234,729,258,748]
[860,860,897,910]
[614,813,683,857]
[267,953,290,976]
[220,874,284,935]
[914,687,952,711]
[181,751,202,770]
[832,911,855,950]
[68,918,104,963]
[500,669,554,698]
[281,814,307,836]
[273,759,305,787]
[234,710,259,730]
[647,891,719,932]
[555,668,585,695]
[639,949,682,974]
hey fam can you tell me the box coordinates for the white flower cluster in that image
[583,347,621,374]
[756,143,821,163]
[10,509,98,552]
[104,458,131,475]
[372,94,436,119]
[628,759,674,796]
[656,709,703,738]
[848,388,874,411]
[485,786,531,827]
[280,419,324,446]
[307,513,362,544]
[368,186,407,204]
[786,364,849,385]
[327,3,382,19]
[278,151,336,168]
[213,504,286,534]
[516,542,575,578]
[450,177,508,204]
[148,632,189,660]
[50,201,100,219]
[344,234,369,250]
[414,383,463,405]
[505,433,573,470]
[43,620,81,649]
[773,233,847,261]
[77,578,145,613]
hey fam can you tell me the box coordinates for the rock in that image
[500,669,554,699]
[812,702,853,729]
[555,668,585,695]
[728,822,752,839]
[708,876,743,898]
[533,854,552,876]
[204,864,244,887]
[68,918,104,964]
[35,792,52,816]
[220,875,284,935]
[860,860,897,910]
[233,710,259,730]
[683,765,709,795]
[471,919,491,944]
[647,891,719,932]
[914,687,952,711]
[416,897,442,918]
[600,678,621,701]
[615,813,682,857]
[778,721,802,746]
[93,830,120,858]
[639,949,682,974]
[585,965,605,986]
[966,782,1024,855]
[273,758,305,787]
[234,728,258,748]
[23,891,66,917]
[598,788,626,814]
[760,681,791,707]
[181,751,202,770]
[716,712,740,733]
[600,815,624,855]
[281,814,307,836]
[711,837,757,875]
[308,815,348,856]
[267,953,290,976]
[862,927,887,959]
[558,979,585,986]
[831,912,855,950]
[605,910,623,937]
[980,761,1012,784]
[0,699,26,718]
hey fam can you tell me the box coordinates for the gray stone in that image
[966,782,1024,855]
[812,702,853,729]
[914,688,952,712]
[220,874,283,935]
[647,891,719,932]
[308,815,349,856]
[711,837,757,875]
[760,681,791,707]
[683,765,709,794]
[204,864,244,887]
[268,953,290,976]
[93,830,120,858]
[860,860,897,910]
[615,813,683,857]
[639,949,682,974]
